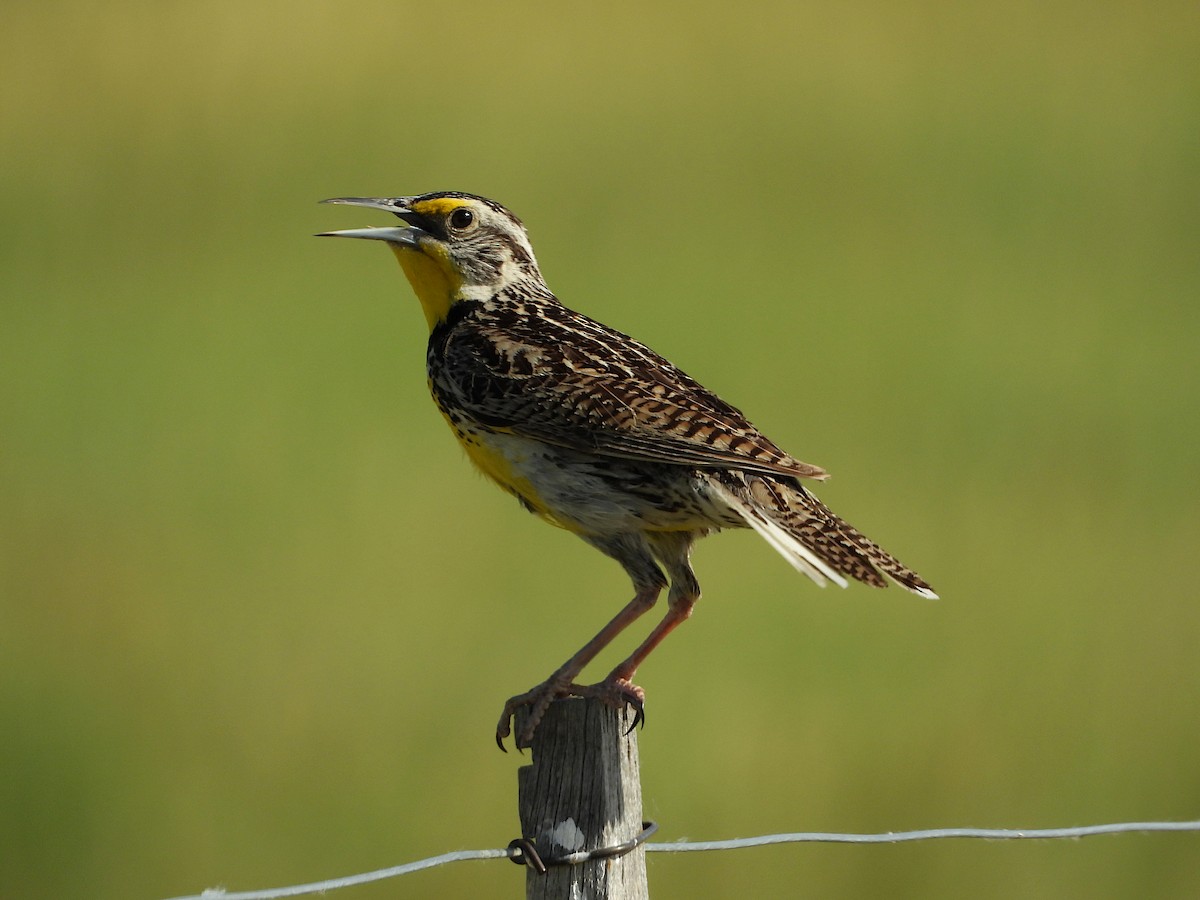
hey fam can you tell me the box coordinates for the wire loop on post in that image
[506,838,546,873]
[508,821,658,873]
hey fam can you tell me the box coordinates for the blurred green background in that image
[3,2,1198,897]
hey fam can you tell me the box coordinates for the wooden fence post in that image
[516,697,648,900]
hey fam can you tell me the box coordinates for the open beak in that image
[316,196,428,246]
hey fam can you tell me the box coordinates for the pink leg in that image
[606,593,696,685]
[496,584,660,750]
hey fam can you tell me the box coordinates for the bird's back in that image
[426,290,828,483]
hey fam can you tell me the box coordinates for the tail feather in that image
[803,490,939,599]
[705,475,849,589]
[737,497,850,589]
[705,472,938,599]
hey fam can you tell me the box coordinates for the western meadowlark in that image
[319,191,936,749]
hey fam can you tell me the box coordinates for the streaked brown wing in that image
[434,302,828,481]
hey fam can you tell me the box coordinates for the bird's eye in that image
[449,207,475,231]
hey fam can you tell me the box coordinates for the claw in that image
[495,710,513,752]
[624,697,645,735]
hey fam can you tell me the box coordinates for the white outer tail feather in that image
[906,582,939,600]
[706,478,850,590]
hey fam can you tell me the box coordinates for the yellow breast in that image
[444,417,572,529]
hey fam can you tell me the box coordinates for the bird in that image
[318,191,936,749]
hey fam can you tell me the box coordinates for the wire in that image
[162,849,511,900]
[162,818,1200,900]
[646,819,1200,851]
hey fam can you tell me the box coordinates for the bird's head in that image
[318,192,543,330]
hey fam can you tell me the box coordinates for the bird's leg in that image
[606,594,696,685]
[579,532,702,733]
[582,587,698,732]
[496,583,661,750]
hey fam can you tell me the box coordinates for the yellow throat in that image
[389,242,461,331]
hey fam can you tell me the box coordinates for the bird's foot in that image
[495,675,646,751]
[571,677,646,735]
[496,675,575,752]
